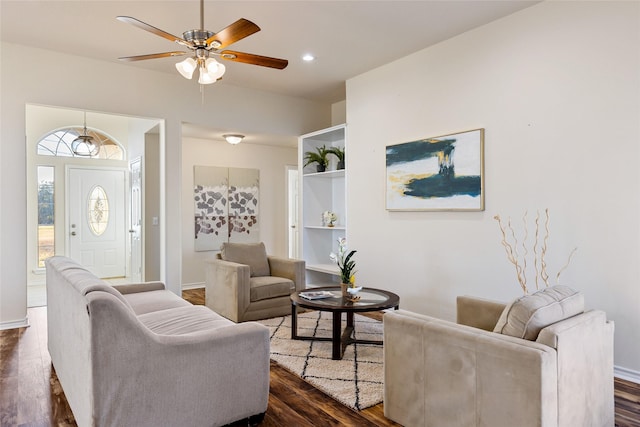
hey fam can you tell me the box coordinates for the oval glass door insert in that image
[88,185,109,236]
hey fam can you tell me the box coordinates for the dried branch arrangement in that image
[494,209,577,294]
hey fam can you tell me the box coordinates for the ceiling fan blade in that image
[206,19,260,49]
[118,51,188,62]
[220,50,288,70]
[116,16,192,48]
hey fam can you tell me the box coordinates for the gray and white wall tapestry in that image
[194,166,260,251]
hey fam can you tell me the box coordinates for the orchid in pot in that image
[330,238,361,298]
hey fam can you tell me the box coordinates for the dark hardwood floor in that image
[0,289,637,426]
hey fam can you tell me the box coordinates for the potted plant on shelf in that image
[330,238,360,298]
[327,146,345,170]
[304,145,330,173]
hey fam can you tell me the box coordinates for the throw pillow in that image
[220,242,271,277]
[493,285,584,340]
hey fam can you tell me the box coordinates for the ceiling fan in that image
[116,0,288,85]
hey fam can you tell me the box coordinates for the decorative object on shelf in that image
[330,238,357,296]
[327,146,345,170]
[386,128,484,211]
[304,145,330,173]
[322,210,337,227]
[194,166,259,251]
[494,209,578,295]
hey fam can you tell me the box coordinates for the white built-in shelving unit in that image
[298,124,346,287]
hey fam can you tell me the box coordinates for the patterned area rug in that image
[258,311,383,411]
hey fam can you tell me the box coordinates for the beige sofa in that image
[384,286,614,427]
[205,242,305,322]
[46,256,270,427]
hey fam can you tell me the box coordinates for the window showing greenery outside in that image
[38,166,54,268]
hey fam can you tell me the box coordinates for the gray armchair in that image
[205,242,305,322]
[384,286,614,427]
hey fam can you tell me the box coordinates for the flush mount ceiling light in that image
[117,0,288,87]
[71,112,100,157]
[302,54,315,62]
[223,134,244,145]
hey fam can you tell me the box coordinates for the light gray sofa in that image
[46,256,270,427]
[384,286,615,427]
[205,242,305,322]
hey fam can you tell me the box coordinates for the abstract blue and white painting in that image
[386,129,484,211]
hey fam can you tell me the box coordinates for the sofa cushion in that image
[249,276,294,302]
[221,242,271,277]
[493,285,584,340]
[122,289,192,315]
[138,305,233,335]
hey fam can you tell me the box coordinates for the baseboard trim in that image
[182,282,205,290]
[0,317,30,331]
[615,366,640,384]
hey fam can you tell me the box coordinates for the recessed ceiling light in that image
[302,54,315,62]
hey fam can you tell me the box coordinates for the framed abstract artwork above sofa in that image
[385,128,484,211]
[194,165,260,251]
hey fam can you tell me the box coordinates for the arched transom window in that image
[37,127,124,160]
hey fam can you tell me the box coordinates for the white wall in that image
[144,132,162,282]
[347,1,640,375]
[0,42,330,328]
[331,101,347,126]
[181,137,297,286]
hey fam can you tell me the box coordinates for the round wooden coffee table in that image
[290,286,400,360]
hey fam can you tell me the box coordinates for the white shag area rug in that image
[257,311,383,411]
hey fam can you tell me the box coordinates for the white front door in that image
[68,167,127,278]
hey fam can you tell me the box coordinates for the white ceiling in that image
[1,0,539,105]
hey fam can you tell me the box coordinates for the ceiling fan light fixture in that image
[205,58,225,78]
[117,1,288,93]
[198,58,226,84]
[223,134,244,145]
[198,66,216,84]
[176,57,197,79]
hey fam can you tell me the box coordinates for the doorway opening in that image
[26,104,165,307]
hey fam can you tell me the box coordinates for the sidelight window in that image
[37,166,55,267]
